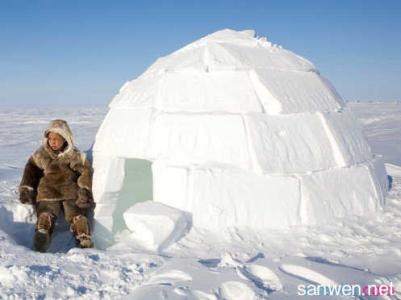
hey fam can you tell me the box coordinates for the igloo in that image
[92,29,387,247]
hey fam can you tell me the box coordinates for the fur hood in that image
[43,119,75,159]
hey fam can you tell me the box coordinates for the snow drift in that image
[92,29,387,248]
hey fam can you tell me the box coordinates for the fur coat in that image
[19,119,93,202]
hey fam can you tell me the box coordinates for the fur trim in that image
[77,183,91,190]
[20,185,34,191]
[43,119,75,158]
[37,198,67,202]
[19,157,43,193]
[80,152,86,165]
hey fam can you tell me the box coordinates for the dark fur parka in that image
[19,120,93,202]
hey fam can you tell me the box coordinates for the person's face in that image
[48,132,65,151]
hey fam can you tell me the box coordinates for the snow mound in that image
[92,29,387,247]
[218,281,257,300]
[122,201,191,251]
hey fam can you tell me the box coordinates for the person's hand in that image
[19,187,35,204]
[76,188,95,209]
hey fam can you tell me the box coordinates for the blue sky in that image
[1,0,400,106]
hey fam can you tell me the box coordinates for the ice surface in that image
[123,201,191,251]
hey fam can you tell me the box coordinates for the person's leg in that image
[34,201,61,252]
[63,200,93,248]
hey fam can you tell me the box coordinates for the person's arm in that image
[77,155,93,191]
[19,157,43,204]
[75,154,95,209]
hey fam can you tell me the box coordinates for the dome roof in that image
[109,29,342,114]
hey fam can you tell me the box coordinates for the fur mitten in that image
[19,187,36,204]
[75,188,95,209]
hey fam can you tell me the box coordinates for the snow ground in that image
[0,103,400,299]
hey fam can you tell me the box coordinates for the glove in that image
[76,188,95,209]
[19,187,36,204]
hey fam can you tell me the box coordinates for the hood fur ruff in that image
[43,119,75,158]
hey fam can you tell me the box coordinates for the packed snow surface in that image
[93,29,386,242]
[0,102,401,298]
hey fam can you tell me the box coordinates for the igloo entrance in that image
[92,156,153,247]
[111,159,153,233]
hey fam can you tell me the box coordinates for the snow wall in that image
[92,29,388,248]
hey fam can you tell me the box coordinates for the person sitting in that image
[19,119,95,252]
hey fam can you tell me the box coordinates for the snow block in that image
[153,71,263,113]
[92,155,125,228]
[93,108,152,157]
[149,113,251,169]
[320,109,373,166]
[212,42,315,72]
[251,69,342,114]
[245,110,373,173]
[245,112,337,173]
[92,155,126,196]
[153,163,301,229]
[300,163,381,224]
[368,156,388,205]
[112,71,264,113]
[148,44,208,73]
[92,156,126,248]
[110,75,159,109]
[152,162,189,210]
[123,201,191,251]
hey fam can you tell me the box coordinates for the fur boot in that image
[71,215,94,248]
[33,212,55,252]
